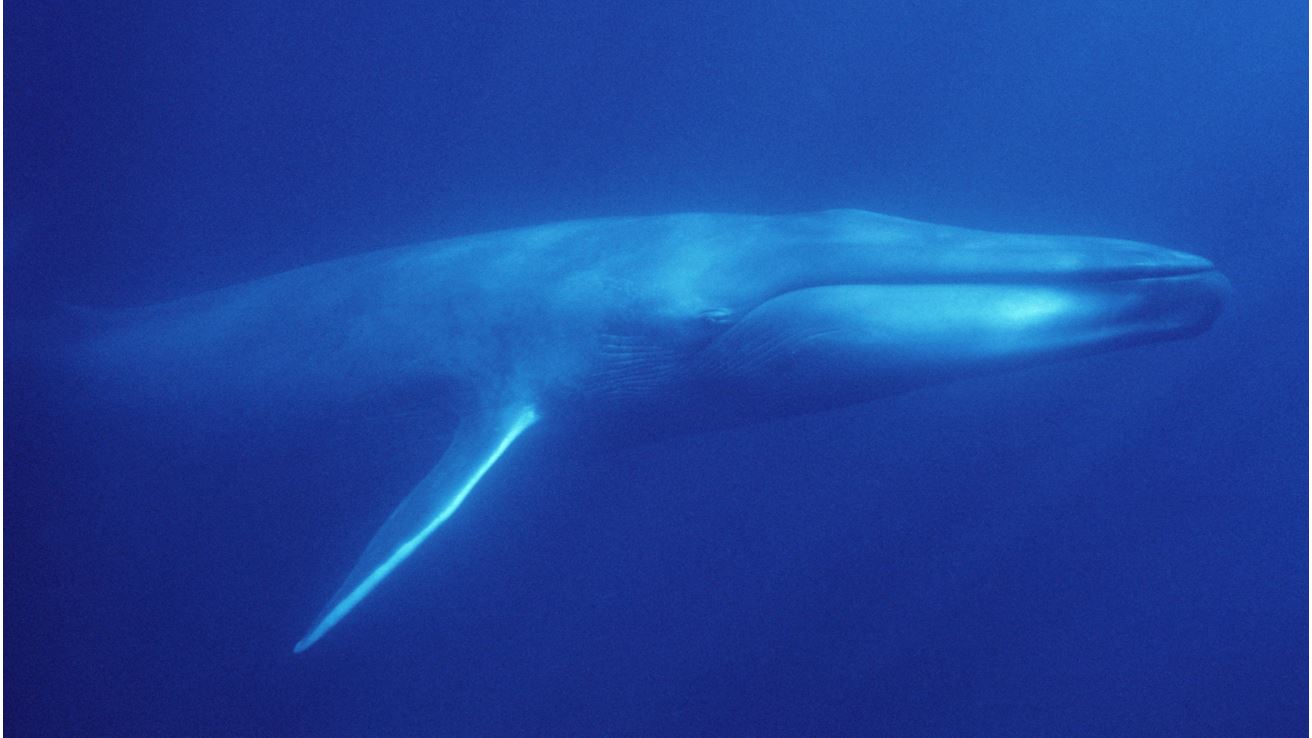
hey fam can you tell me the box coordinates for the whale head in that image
[583,210,1227,425]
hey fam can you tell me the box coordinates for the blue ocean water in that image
[5,0,1306,735]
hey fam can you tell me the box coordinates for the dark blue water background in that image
[6,1,1307,734]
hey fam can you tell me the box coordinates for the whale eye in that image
[698,308,734,325]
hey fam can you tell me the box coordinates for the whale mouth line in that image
[755,266,1222,308]
[730,267,1228,335]
[815,264,1220,289]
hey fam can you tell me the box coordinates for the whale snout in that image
[1166,249,1217,274]
[1127,267,1229,339]
[1132,247,1218,281]
[1072,238,1227,338]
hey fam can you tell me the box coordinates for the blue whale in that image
[69,210,1228,651]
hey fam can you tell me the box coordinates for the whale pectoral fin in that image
[293,403,540,653]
